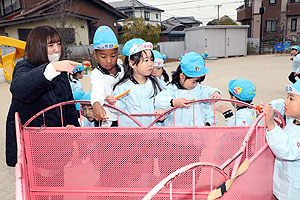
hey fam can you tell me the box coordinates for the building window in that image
[266,20,276,32]
[269,0,276,4]
[1,0,21,16]
[291,19,297,32]
[144,11,150,21]
[290,0,300,3]
[125,11,133,19]
[18,29,33,41]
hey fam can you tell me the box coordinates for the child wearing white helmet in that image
[259,80,300,200]
[288,45,300,83]
[151,50,169,90]
[90,25,124,127]
[155,52,221,126]
[216,79,258,126]
[109,38,165,127]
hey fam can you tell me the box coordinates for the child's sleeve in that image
[266,126,300,160]
[199,85,222,99]
[90,70,106,106]
[204,105,218,126]
[294,55,300,74]
[112,85,128,112]
[225,114,248,126]
[154,86,174,110]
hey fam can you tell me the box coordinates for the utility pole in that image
[215,4,222,21]
[131,0,135,19]
[259,0,264,55]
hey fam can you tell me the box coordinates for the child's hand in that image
[216,105,231,113]
[52,60,82,74]
[155,110,166,121]
[173,98,190,108]
[210,91,222,99]
[260,103,275,131]
[105,95,116,105]
[92,102,107,121]
[66,125,75,130]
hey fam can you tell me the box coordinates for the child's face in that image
[152,67,163,78]
[93,48,118,73]
[284,93,300,119]
[81,104,94,122]
[291,49,299,56]
[180,74,199,90]
[132,50,154,77]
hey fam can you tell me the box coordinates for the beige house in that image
[0,0,127,44]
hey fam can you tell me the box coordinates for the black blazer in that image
[6,60,79,167]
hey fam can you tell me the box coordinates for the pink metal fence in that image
[15,99,282,200]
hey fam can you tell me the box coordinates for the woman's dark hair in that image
[25,26,64,66]
[229,91,252,104]
[161,68,169,82]
[171,65,206,85]
[113,50,161,97]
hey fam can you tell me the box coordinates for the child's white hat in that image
[286,80,300,96]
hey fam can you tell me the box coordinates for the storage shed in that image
[185,25,249,58]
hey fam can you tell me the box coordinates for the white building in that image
[109,0,164,26]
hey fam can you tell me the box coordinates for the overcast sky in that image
[104,0,244,25]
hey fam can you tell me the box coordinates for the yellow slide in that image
[0,36,26,82]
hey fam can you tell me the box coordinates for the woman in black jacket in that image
[6,26,81,167]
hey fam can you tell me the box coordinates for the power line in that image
[162,1,243,12]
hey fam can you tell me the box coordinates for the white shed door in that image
[226,28,247,57]
[204,29,226,57]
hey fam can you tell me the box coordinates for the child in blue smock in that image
[69,65,84,93]
[110,38,164,127]
[152,50,169,90]
[259,80,300,200]
[216,79,257,126]
[288,45,300,83]
[155,52,221,126]
[80,91,95,127]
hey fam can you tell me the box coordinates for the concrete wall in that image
[4,17,89,45]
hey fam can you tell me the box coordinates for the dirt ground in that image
[0,54,292,198]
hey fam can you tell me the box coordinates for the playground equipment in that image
[0,36,26,82]
[15,99,283,200]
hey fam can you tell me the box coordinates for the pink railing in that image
[15,99,283,200]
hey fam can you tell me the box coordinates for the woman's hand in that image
[173,98,190,108]
[52,60,82,74]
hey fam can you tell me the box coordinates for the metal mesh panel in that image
[23,126,266,199]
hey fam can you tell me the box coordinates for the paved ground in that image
[0,54,292,199]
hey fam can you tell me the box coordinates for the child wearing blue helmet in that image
[152,50,169,90]
[79,91,95,127]
[216,79,257,126]
[288,45,300,83]
[259,80,300,200]
[155,52,221,126]
[69,65,85,93]
[109,38,165,127]
[90,25,124,127]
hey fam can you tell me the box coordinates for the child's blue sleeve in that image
[112,85,128,112]
[294,55,300,74]
[225,114,248,126]
[199,85,222,99]
[204,105,218,126]
[154,87,174,110]
[266,126,300,160]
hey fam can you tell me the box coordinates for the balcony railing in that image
[237,6,253,21]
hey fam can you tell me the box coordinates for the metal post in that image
[259,0,264,55]
[131,0,135,19]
